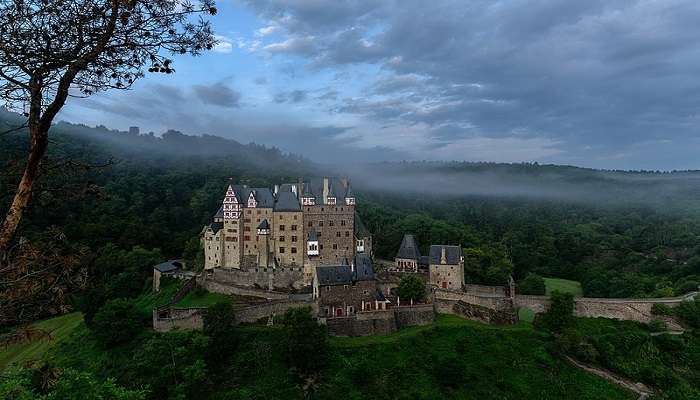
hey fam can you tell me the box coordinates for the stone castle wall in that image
[236,301,317,324]
[324,305,435,336]
[207,266,306,291]
[201,279,296,300]
[153,307,207,332]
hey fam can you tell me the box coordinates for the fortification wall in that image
[236,301,317,324]
[152,307,207,332]
[324,305,435,336]
[395,305,435,328]
[434,289,510,310]
[201,279,291,300]
[464,284,506,296]
[208,267,306,291]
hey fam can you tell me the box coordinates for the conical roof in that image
[396,234,420,260]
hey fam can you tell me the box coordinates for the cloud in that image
[255,25,278,37]
[274,90,308,103]
[240,0,700,169]
[192,83,241,108]
[213,35,234,53]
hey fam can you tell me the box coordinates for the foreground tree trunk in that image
[0,124,48,262]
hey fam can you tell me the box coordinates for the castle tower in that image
[222,184,243,268]
[257,219,271,268]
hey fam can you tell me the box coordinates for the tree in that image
[675,298,700,329]
[397,274,426,302]
[535,291,574,333]
[90,298,144,346]
[203,300,237,364]
[281,307,331,375]
[0,0,217,262]
[518,273,546,295]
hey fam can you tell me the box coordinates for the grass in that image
[0,312,83,371]
[518,307,536,323]
[174,289,232,308]
[544,278,583,297]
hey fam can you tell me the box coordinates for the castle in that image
[201,177,373,285]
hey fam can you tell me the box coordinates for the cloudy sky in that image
[60,0,700,170]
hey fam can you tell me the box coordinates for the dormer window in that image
[247,191,257,208]
[327,197,336,205]
[302,196,315,206]
[346,197,356,206]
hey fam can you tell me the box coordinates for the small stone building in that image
[313,254,389,317]
[428,245,464,290]
[393,234,420,272]
[153,260,184,291]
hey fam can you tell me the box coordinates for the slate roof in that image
[354,253,374,281]
[257,219,270,230]
[301,177,352,205]
[316,265,353,286]
[250,188,275,207]
[274,190,301,212]
[213,206,223,219]
[429,245,462,265]
[154,260,183,273]
[396,234,420,260]
[208,222,224,234]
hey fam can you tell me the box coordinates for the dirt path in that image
[563,355,653,400]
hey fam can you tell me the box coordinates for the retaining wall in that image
[201,279,292,300]
[208,267,306,291]
[152,307,207,332]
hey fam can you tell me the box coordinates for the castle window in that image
[329,221,334,227]
[279,225,285,231]
[345,231,350,237]
[319,221,324,227]
[333,244,338,249]
[291,247,297,254]
[292,236,297,242]
[279,247,285,253]
[291,225,297,231]
[244,226,250,232]
[279,236,285,242]
[294,215,298,220]
[257,210,261,215]
[336,232,341,237]
[341,220,346,226]
[308,221,313,227]
[244,236,250,241]
[320,244,324,250]
[245,218,251,223]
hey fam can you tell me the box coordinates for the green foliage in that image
[0,367,145,400]
[203,301,237,364]
[397,274,426,302]
[535,291,574,333]
[651,303,673,316]
[131,331,210,400]
[281,307,331,375]
[648,319,667,333]
[463,245,514,285]
[90,299,144,347]
[558,318,700,400]
[518,273,546,295]
[675,298,700,329]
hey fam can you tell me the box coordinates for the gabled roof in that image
[429,245,462,265]
[251,188,274,207]
[257,219,270,230]
[354,253,374,281]
[396,234,420,260]
[154,260,183,273]
[274,190,301,212]
[213,206,223,219]
[316,265,353,286]
[208,222,224,234]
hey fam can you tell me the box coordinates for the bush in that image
[648,319,667,333]
[90,299,144,347]
[518,273,546,295]
[281,307,330,375]
[535,291,574,333]
[397,274,426,302]
[651,303,673,316]
[675,299,700,329]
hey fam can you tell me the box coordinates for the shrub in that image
[90,299,144,347]
[648,319,667,333]
[675,299,700,329]
[518,273,546,295]
[535,291,574,333]
[651,303,673,316]
[397,274,426,302]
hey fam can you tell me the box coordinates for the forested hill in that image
[3,109,700,318]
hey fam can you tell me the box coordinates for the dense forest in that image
[3,108,700,326]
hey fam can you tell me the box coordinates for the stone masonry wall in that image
[201,279,292,300]
[324,305,435,336]
[235,301,317,324]
[153,307,207,332]
[206,267,306,292]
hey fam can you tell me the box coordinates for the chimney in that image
[441,247,447,264]
[322,177,330,203]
